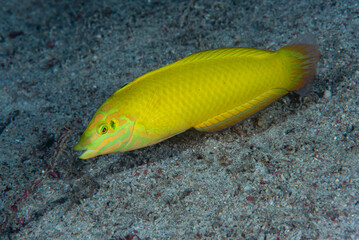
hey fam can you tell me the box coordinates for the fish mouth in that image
[79,149,98,159]
[73,142,85,151]
[74,142,98,159]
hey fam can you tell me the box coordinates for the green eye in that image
[99,124,108,135]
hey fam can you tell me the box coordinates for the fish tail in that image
[278,33,320,93]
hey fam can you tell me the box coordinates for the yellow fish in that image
[74,33,320,159]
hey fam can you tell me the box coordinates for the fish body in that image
[74,34,320,159]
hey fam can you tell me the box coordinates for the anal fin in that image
[194,88,288,132]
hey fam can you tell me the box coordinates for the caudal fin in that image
[279,33,320,92]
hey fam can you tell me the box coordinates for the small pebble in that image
[324,89,332,99]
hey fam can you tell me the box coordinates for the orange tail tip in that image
[280,33,320,93]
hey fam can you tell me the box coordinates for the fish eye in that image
[98,124,108,135]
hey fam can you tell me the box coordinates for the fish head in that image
[74,102,136,159]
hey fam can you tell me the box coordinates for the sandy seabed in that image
[0,0,358,239]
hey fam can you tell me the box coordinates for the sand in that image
[0,0,358,239]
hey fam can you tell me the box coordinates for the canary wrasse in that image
[74,34,320,159]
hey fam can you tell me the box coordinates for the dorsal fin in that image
[176,47,273,64]
[132,47,273,82]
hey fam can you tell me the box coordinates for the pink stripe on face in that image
[101,103,113,111]
[88,114,104,131]
[105,111,122,123]
[97,128,129,154]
